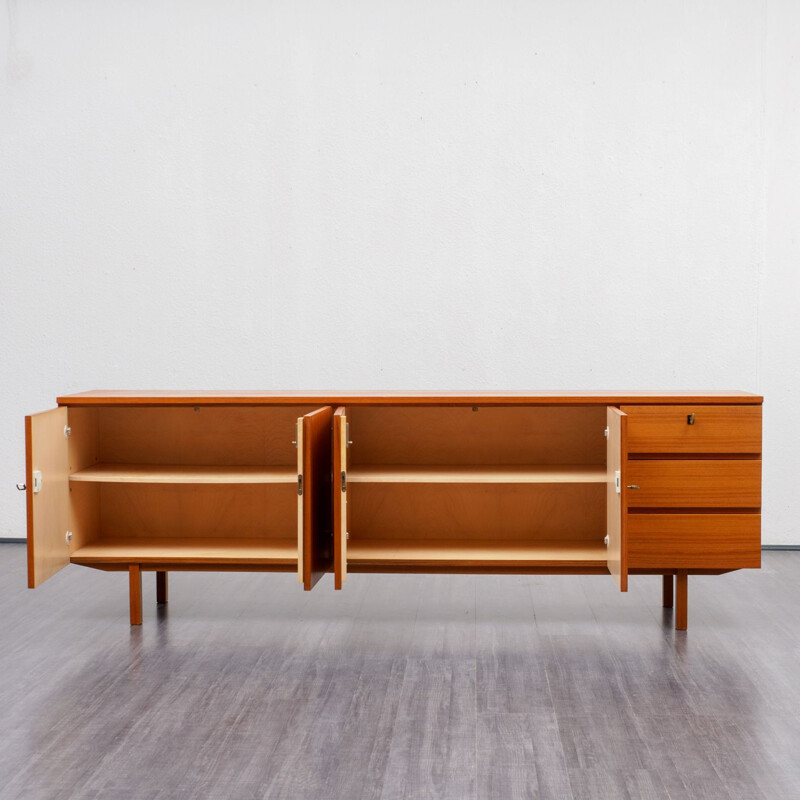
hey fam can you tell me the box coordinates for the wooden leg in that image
[156,571,168,605]
[129,565,142,626]
[675,571,688,631]
[663,574,674,609]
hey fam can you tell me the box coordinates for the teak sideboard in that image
[23,391,763,630]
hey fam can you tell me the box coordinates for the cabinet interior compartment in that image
[347,405,606,467]
[65,405,317,565]
[344,405,609,567]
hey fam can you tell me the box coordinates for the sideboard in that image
[23,390,762,629]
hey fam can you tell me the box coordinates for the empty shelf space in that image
[347,465,606,484]
[347,539,607,567]
[71,537,298,565]
[69,463,297,484]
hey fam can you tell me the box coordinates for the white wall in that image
[0,0,796,543]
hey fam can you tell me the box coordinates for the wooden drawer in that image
[626,460,761,508]
[621,405,761,453]
[627,513,761,569]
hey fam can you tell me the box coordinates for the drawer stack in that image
[623,405,762,570]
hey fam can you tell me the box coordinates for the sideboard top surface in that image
[56,390,764,407]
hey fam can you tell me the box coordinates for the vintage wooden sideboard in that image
[23,390,762,630]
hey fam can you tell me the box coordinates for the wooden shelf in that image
[71,537,298,565]
[69,463,296,484]
[347,465,605,484]
[346,539,607,567]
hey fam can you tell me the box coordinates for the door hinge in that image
[614,470,621,494]
[604,426,609,438]
[341,471,347,493]
[64,425,72,438]
[32,470,42,494]
[297,475,303,496]
[65,530,73,544]
[604,534,609,546]
[292,422,298,448]
[346,422,352,447]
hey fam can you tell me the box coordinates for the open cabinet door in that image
[297,406,333,590]
[333,407,347,590]
[606,407,628,591]
[25,407,71,588]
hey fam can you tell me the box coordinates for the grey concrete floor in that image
[1,543,799,799]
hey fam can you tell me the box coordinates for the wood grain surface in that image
[348,483,606,542]
[626,460,762,508]
[70,463,296,483]
[333,407,347,590]
[347,464,606,483]
[347,539,607,567]
[627,513,761,569]
[71,536,298,565]
[623,405,762,453]
[26,407,70,588]
[301,406,333,590]
[56,389,764,406]
[606,407,628,591]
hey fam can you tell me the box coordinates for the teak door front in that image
[606,407,628,591]
[25,407,71,588]
[298,406,333,590]
[333,407,347,589]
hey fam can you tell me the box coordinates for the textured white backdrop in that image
[1,1,797,542]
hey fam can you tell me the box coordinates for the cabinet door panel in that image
[622,405,761,454]
[333,407,347,590]
[26,407,71,588]
[626,460,761,508]
[300,406,333,590]
[606,407,628,591]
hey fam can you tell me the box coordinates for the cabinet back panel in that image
[69,482,100,551]
[348,483,605,541]
[348,406,606,466]
[89,406,318,466]
[98,484,296,539]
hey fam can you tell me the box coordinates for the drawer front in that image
[626,460,761,508]
[621,405,761,453]
[628,513,761,569]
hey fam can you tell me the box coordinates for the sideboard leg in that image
[156,571,168,605]
[129,565,142,626]
[662,574,674,608]
[675,571,688,631]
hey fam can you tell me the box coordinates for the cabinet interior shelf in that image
[347,539,607,567]
[71,536,298,565]
[346,465,605,484]
[69,463,297,484]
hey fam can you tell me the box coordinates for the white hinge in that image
[64,425,72,438]
[32,470,42,494]
[604,426,609,438]
[346,422,352,447]
[604,535,609,546]
[346,532,350,540]
[65,530,73,544]
[341,471,347,493]
[614,470,621,494]
[297,474,303,496]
